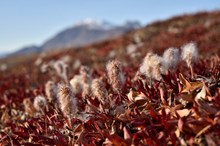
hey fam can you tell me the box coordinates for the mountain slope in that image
[13,20,141,56]
[10,45,41,56]
[41,20,141,51]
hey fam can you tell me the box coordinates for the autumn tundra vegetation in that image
[0,11,220,145]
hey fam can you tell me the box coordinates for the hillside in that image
[2,11,220,71]
[0,11,220,145]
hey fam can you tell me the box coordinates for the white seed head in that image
[126,44,137,55]
[73,59,81,70]
[80,66,92,84]
[181,42,198,67]
[70,66,92,97]
[33,95,47,112]
[40,63,49,73]
[139,52,165,80]
[35,58,43,66]
[45,81,57,103]
[163,47,179,70]
[79,66,92,97]
[60,55,71,63]
[150,54,165,80]
[53,60,69,81]
[82,83,92,98]
[91,78,108,103]
[58,84,78,116]
[23,98,32,109]
[53,60,64,76]
[106,60,125,93]
[70,75,83,94]
[139,52,154,76]
[23,98,35,115]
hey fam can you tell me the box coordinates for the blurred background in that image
[0,0,220,57]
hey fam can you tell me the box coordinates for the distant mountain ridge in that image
[0,52,8,58]
[13,20,141,56]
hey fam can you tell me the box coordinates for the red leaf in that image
[178,118,184,132]
[103,131,128,146]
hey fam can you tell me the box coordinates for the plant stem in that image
[190,65,194,79]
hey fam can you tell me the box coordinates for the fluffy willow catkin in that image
[139,52,154,78]
[162,47,179,70]
[33,95,47,112]
[106,60,125,93]
[82,83,91,98]
[69,66,92,97]
[23,98,35,115]
[70,75,83,94]
[53,60,69,82]
[150,54,165,81]
[181,42,198,68]
[80,66,92,97]
[181,42,198,78]
[139,52,165,81]
[80,66,92,84]
[45,81,57,103]
[58,84,78,116]
[91,78,108,103]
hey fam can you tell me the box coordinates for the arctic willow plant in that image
[70,75,83,94]
[163,47,179,70]
[79,66,92,97]
[91,78,108,104]
[181,42,198,78]
[139,52,153,77]
[23,98,35,116]
[69,66,92,98]
[139,52,166,82]
[106,60,125,94]
[53,60,69,82]
[45,81,57,103]
[33,95,47,113]
[150,54,166,81]
[58,84,78,122]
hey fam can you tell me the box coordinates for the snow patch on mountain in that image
[74,18,114,30]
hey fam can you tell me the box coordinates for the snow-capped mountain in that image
[13,19,141,55]
[73,19,114,30]
[41,19,141,51]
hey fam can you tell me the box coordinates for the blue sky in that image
[0,0,219,53]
